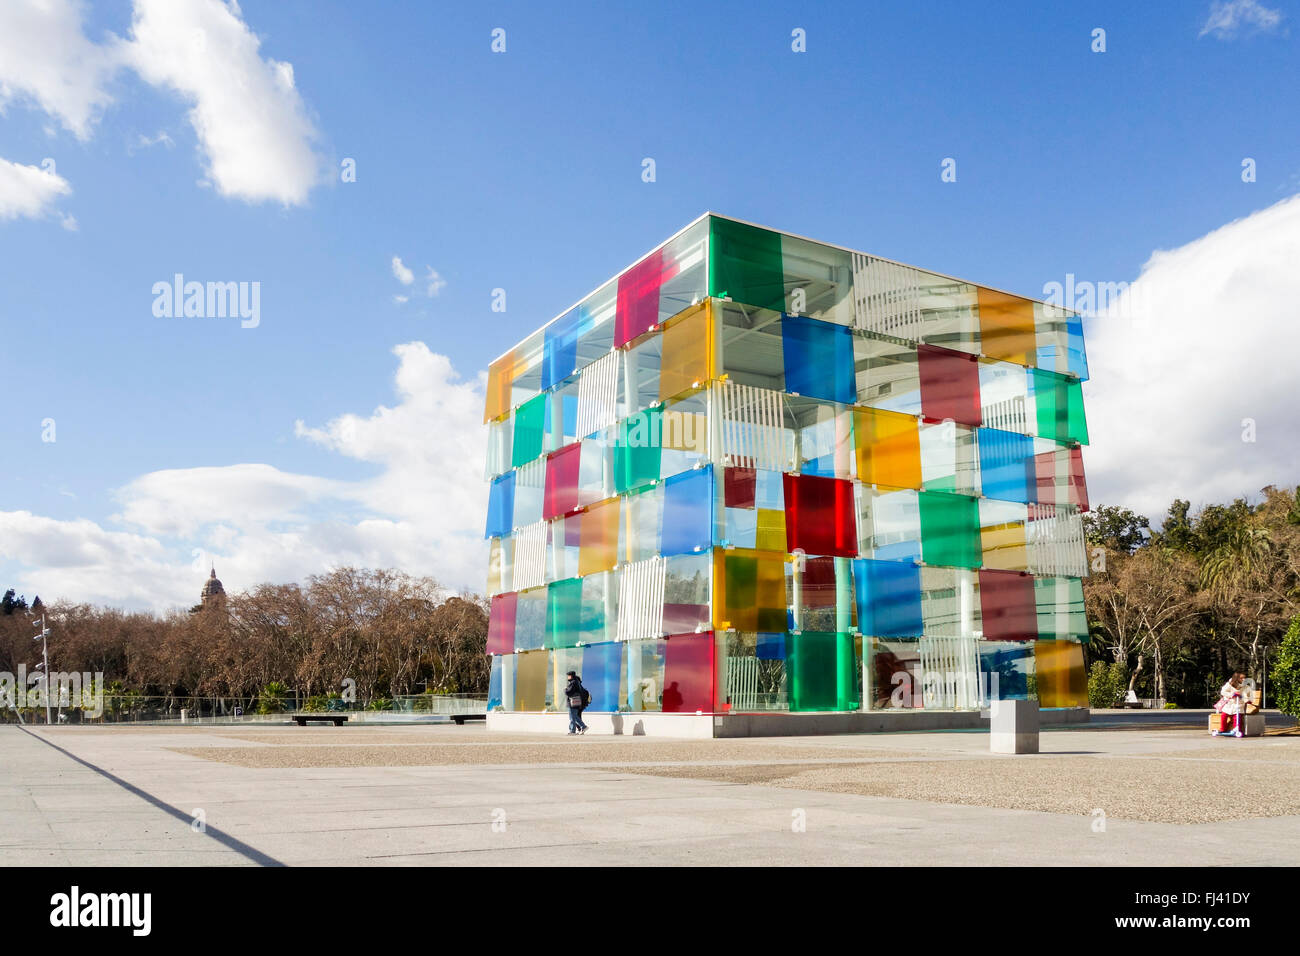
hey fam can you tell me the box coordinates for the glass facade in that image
[482,214,1090,715]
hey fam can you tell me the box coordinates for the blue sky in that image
[2,0,1298,608]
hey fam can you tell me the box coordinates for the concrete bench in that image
[293,714,348,727]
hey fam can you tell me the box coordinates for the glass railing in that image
[1,694,489,724]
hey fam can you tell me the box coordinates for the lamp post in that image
[32,615,52,725]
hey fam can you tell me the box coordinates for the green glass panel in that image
[788,631,858,711]
[614,407,662,493]
[918,491,981,568]
[708,217,785,312]
[1037,576,1088,641]
[1032,370,1088,446]
[545,577,583,649]
[511,393,547,468]
[1067,379,1089,445]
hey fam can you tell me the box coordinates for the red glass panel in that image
[724,466,757,509]
[783,473,857,557]
[1069,445,1089,512]
[802,556,838,608]
[661,632,714,712]
[486,592,517,655]
[543,442,582,519]
[616,248,679,347]
[978,569,1036,641]
[917,344,982,426]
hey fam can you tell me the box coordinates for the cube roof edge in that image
[487,211,1082,367]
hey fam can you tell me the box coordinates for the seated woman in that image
[1213,670,1248,737]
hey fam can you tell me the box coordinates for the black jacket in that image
[565,677,586,708]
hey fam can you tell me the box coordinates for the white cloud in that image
[0,0,118,140]
[1199,0,1283,39]
[392,294,409,305]
[0,156,72,222]
[124,0,324,206]
[0,344,488,610]
[1084,193,1300,520]
[425,266,447,297]
[128,130,175,154]
[391,255,414,285]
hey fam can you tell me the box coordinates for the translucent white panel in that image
[1026,504,1087,577]
[716,381,794,472]
[512,520,548,592]
[617,556,666,642]
[918,634,982,709]
[853,333,923,415]
[512,457,545,529]
[485,417,513,480]
[857,487,922,562]
[852,253,923,340]
[978,360,1032,435]
[576,348,620,440]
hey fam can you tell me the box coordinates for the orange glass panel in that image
[484,351,518,423]
[1034,640,1087,708]
[977,288,1037,366]
[981,520,1028,571]
[712,547,787,632]
[514,648,548,711]
[578,496,621,576]
[659,300,715,402]
[854,406,921,489]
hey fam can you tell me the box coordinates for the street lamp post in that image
[32,616,52,725]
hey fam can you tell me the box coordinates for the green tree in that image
[1272,617,1300,719]
[1083,506,1150,554]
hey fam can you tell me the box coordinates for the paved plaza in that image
[2,712,1297,866]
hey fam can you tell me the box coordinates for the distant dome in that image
[201,568,225,601]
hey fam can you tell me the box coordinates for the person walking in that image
[564,670,589,735]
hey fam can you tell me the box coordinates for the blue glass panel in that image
[544,391,581,443]
[542,307,589,391]
[487,655,503,710]
[782,315,855,404]
[485,471,515,538]
[977,428,1036,504]
[756,632,786,660]
[853,559,923,637]
[582,641,623,711]
[660,466,715,556]
[980,642,1033,699]
[1067,315,1089,381]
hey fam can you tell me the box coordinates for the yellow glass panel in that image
[662,409,708,452]
[515,648,548,711]
[1035,640,1087,708]
[756,508,786,551]
[659,300,715,402]
[712,547,787,632]
[484,351,517,423]
[578,496,621,576]
[981,520,1028,571]
[977,288,1037,367]
[853,406,921,489]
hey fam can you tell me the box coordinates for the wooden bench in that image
[293,714,348,727]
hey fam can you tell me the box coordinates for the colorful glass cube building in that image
[483,213,1090,728]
